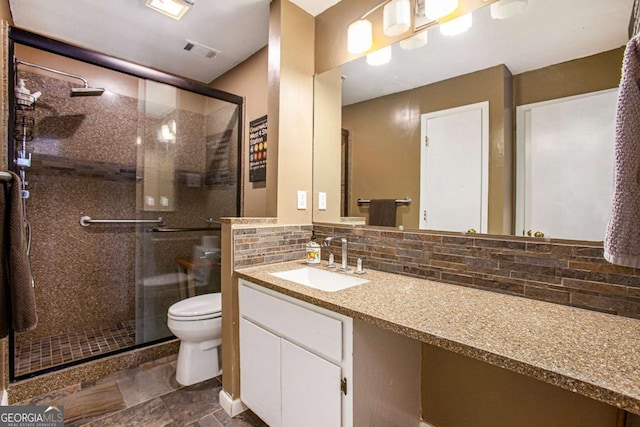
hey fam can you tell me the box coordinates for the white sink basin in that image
[270,267,369,292]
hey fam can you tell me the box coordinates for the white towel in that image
[604,35,640,268]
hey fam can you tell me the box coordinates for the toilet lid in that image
[168,293,221,318]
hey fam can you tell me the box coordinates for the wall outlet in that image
[297,190,307,210]
[318,192,327,210]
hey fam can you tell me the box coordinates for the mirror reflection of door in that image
[419,102,489,233]
[516,89,617,241]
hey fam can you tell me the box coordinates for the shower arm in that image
[15,58,90,88]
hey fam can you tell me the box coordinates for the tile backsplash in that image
[228,222,640,320]
[314,224,640,320]
[233,225,311,268]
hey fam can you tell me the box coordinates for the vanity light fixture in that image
[144,0,194,20]
[424,0,458,20]
[348,0,412,54]
[439,12,472,36]
[399,31,428,49]
[366,45,392,66]
[383,0,412,37]
[490,0,528,20]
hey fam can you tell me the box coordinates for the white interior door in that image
[420,102,489,232]
[516,89,617,241]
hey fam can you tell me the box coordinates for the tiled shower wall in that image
[19,70,238,342]
[314,224,640,320]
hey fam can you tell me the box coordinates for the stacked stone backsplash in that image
[313,224,640,320]
[233,224,312,268]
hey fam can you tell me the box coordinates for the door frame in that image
[419,101,489,232]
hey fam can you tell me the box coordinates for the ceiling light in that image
[490,0,528,20]
[383,0,412,37]
[424,0,458,20]
[367,46,392,66]
[348,19,373,54]
[439,12,472,36]
[144,0,194,20]
[399,31,428,50]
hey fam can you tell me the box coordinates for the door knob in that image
[527,230,545,238]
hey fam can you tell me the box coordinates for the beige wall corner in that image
[220,221,239,399]
[313,67,342,223]
[267,0,314,224]
[0,0,12,24]
[212,47,269,217]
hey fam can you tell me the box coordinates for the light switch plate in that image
[297,190,307,210]
[318,192,327,210]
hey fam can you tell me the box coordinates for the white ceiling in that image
[9,0,341,84]
[341,0,633,106]
[9,0,273,84]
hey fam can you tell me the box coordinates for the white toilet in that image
[167,293,222,386]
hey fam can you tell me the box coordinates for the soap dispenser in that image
[306,231,321,264]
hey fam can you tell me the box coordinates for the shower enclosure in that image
[7,29,242,380]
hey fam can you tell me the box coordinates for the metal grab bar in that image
[80,215,165,227]
[150,226,221,233]
[357,197,412,205]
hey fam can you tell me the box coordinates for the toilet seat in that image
[168,293,221,321]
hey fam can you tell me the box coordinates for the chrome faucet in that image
[323,236,350,272]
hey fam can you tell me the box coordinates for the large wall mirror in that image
[313,0,631,242]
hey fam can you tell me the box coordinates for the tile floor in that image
[14,321,136,377]
[16,355,268,427]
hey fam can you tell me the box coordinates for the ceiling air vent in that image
[183,39,220,59]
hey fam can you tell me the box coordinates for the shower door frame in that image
[6,27,244,381]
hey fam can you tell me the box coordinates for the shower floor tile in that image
[14,320,137,377]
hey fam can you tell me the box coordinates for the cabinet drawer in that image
[239,282,343,363]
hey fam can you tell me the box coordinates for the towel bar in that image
[80,216,165,227]
[357,197,412,205]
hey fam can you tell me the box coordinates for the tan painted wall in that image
[342,65,512,233]
[268,0,314,224]
[422,344,620,426]
[212,47,269,217]
[0,0,11,23]
[514,47,624,107]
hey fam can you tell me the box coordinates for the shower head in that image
[16,59,106,98]
[70,86,105,97]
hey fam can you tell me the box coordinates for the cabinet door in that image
[281,339,342,427]
[240,318,282,427]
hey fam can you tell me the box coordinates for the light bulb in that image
[383,0,411,37]
[399,31,428,50]
[348,19,373,54]
[366,46,392,66]
[424,0,458,20]
[440,13,472,36]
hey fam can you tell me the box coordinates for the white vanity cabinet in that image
[238,279,353,427]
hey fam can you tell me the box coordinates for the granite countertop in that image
[236,260,640,415]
